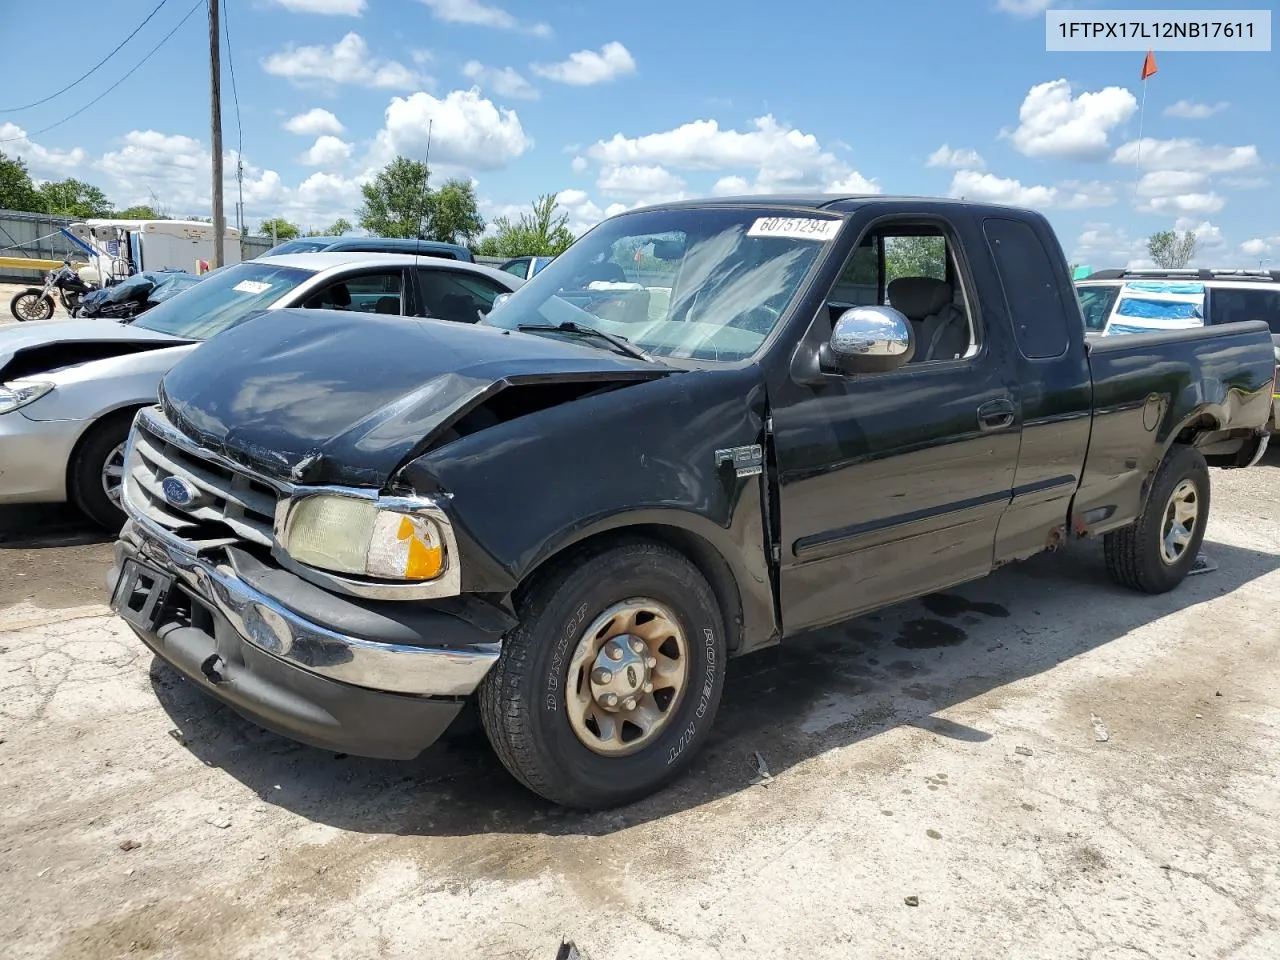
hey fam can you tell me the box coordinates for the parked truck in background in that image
[107,196,1275,809]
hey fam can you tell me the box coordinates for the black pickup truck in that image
[108,196,1275,809]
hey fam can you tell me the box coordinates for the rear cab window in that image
[983,217,1072,359]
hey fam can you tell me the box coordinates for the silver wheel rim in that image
[101,442,127,505]
[564,598,690,757]
[17,294,50,320]
[1160,478,1199,565]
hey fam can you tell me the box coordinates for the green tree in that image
[36,178,113,217]
[328,217,352,236]
[432,178,485,245]
[0,151,38,211]
[115,204,163,220]
[358,156,433,238]
[357,157,485,242]
[1147,230,1197,268]
[884,235,946,284]
[259,217,300,241]
[474,193,576,258]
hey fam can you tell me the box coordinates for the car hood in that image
[0,318,187,380]
[160,308,671,487]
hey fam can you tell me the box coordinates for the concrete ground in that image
[1,457,1278,959]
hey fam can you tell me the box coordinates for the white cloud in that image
[1135,170,1209,197]
[262,33,427,90]
[1240,237,1279,258]
[1174,218,1225,252]
[266,0,365,14]
[1112,137,1261,173]
[418,0,550,36]
[1004,79,1137,161]
[927,144,985,170]
[283,108,345,136]
[371,89,532,171]
[586,114,878,195]
[711,175,751,196]
[949,170,1057,207]
[532,42,637,86]
[596,164,686,203]
[0,123,86,175]
[996,0,1054,16]
[1222,176,1269,189]
[461,61,538,100]
[571,155,588,174]
[300,135,353,166]
[1138,192,1226,216]
[554,188,610,235]
[1057,180,1117,209]
[1073,222,1144,266]
[1163,100,1229,120]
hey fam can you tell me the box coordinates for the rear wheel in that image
[479,539,726,809]
[1104,444,1209,594]
[69,413,134,532]
[10,290,54,321]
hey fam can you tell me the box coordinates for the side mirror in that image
[821,306,914,374]
[490,292,512,312]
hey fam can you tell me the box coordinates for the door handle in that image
[977,398,1015,431]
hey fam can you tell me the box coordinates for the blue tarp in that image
[1114,297,1203,320]
[1123,280,1205,294]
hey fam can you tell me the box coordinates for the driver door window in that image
[417,268,509,323]
[304,271,405,314]
[826,228,978,365]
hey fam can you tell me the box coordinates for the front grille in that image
[123,411,281,547]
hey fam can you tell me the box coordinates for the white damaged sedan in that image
[0,252,522,528]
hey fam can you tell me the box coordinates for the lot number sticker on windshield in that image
[747,217,841,242]
[233,280,272,294]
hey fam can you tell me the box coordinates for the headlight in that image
[0,381,54,415]
[282,494,447,582]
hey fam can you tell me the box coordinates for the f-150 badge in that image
[715,444,764,478]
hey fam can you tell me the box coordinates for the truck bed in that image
[1073,319,1275,536]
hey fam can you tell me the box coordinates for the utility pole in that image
[209,0,225,267]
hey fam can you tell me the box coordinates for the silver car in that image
[0,252,523,528]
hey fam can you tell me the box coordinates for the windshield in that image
[132,261,315,340]
[1076,284,1119,331]
[482,207,838,362]
[264,239,328,256]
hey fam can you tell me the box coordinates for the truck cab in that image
[107,196,1276,810]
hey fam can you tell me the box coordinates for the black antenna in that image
[413,118,433,277]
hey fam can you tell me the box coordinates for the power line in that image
[222,0,246,232]
[221,0,243,159]
[0,0,171,113]
[0,0,203,145]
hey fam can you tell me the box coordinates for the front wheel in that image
[69,413,134,532]
[10,290,54,321]
[1104,444,1210,594]
[479,539,726,809]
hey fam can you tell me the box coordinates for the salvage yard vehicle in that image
[0,253,522,529]
[107,196,1276,810]
[8,261,98,321]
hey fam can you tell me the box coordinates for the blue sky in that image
[1,0,1275,266]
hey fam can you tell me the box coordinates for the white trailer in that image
[67,219,242,284]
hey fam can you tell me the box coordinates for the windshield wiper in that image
[517,321,655,363]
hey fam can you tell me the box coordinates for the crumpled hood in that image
[0,317,185,378]
[160,308,669,486]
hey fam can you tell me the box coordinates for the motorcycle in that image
[9,261,98,321]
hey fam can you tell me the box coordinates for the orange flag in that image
[1141,49,1158,80]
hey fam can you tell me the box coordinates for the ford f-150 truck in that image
[107,196,1275,809]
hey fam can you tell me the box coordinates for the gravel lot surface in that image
[1,447,1278,957]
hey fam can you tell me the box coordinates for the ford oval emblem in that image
[161,476,197,507]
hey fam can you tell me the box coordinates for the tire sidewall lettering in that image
[543,600,590,713]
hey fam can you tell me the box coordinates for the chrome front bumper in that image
[0,411,83,503]
[117,512,501,698]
